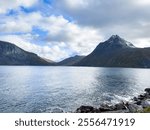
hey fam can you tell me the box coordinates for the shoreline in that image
[76,88,150,113]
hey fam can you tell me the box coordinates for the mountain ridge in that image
[0,35,150,68]
[75,35,150,68]
[0,40,53,65]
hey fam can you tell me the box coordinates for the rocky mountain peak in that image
[93,35,135,53]
[101,35,135,49]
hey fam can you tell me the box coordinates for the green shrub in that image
[142,107,150,113]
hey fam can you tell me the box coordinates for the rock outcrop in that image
[76,88,150,113]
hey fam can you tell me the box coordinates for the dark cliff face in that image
[57,55,85,66]
[0,41,53,65]
[75,35,150,68]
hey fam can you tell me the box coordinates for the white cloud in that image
[0,0,38,14]
[40,15,69,35]
[0,12,42,33]
[39,16,103,55]
[132,38,150,48]
[0,12,103,61]
[0,34,70,61]
[61,0,89,9]
[134,0,150,6]
[18,0,38,7]
[0,20,32,33]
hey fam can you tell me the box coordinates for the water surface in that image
[0,66,150,112]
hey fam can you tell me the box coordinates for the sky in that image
[0,0,150,61]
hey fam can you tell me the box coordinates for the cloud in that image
[0,11,103,61]
[0,20,32,33]
[0,12,42,33]
[54,0,150,47]
[132,38,150,48]
[54,0,150,27]
[135,0,150,6]
[0,0,150,61]
[59,0,89,9]
[41,16,103,55]
[0,0,38,14]
[0,34,70,61]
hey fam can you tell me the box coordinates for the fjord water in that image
[0,66,150,113]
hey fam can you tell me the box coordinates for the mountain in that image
[0,40,53,65]
[57,55,85,66]
[75,35,150,68]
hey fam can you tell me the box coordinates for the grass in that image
[142,107,150,113]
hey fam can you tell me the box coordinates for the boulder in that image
[76,106,98,113]
[142,93,150,99]
[141,99,150,108]
[115,102,126,110]
[99,104,115,112]
[136,100,142,105]
[133,97,138,101]
[138,94,145,100]
[127,104,143,112]
[145,88,150,94]
[144,93,150,98]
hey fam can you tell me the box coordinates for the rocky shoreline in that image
[76,88,150,113]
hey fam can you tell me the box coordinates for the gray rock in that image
[76,106,97,113]
[99,104,115,112]
[127,104,143,112]
[115,102,126,110]
[136,100,142,105]
[141,99,150,108]
[145,93,150,98]
[138,94,145,100]
[145,88,150,94]
[133,97,138,101]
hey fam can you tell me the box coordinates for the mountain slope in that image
[57,55,85,66]
[75,35,150,68]
[0,40,53,65]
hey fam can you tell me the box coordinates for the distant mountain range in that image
[0,35,150,68]
[57,55,85,66]
[0,41,53,65]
